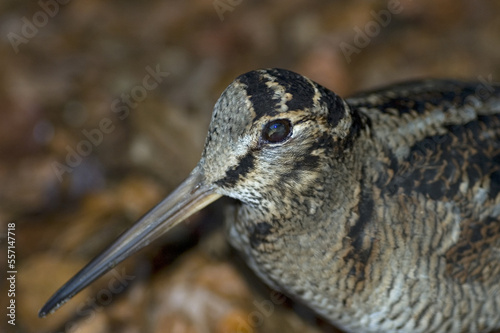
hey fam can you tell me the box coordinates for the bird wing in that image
[348,79,500,285]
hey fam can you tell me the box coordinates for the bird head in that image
[39,68,356,317]
[202,68,354,205]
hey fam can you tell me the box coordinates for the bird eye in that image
[262,119,292,143]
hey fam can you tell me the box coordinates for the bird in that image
[39,68,500,333]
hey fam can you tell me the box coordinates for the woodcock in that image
[40,69,500,333]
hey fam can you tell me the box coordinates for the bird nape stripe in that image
[317,85,345,128]
[237,71,277,121]
[267,68,316,111]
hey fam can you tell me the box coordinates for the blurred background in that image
[1,0,499,332]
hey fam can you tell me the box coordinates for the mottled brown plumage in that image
[40,69,500,333]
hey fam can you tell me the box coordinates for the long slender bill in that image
[39,168,221,317]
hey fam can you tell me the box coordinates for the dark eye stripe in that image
[262,119,292,143]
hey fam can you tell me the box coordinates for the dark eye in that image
[262,119,292,143]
